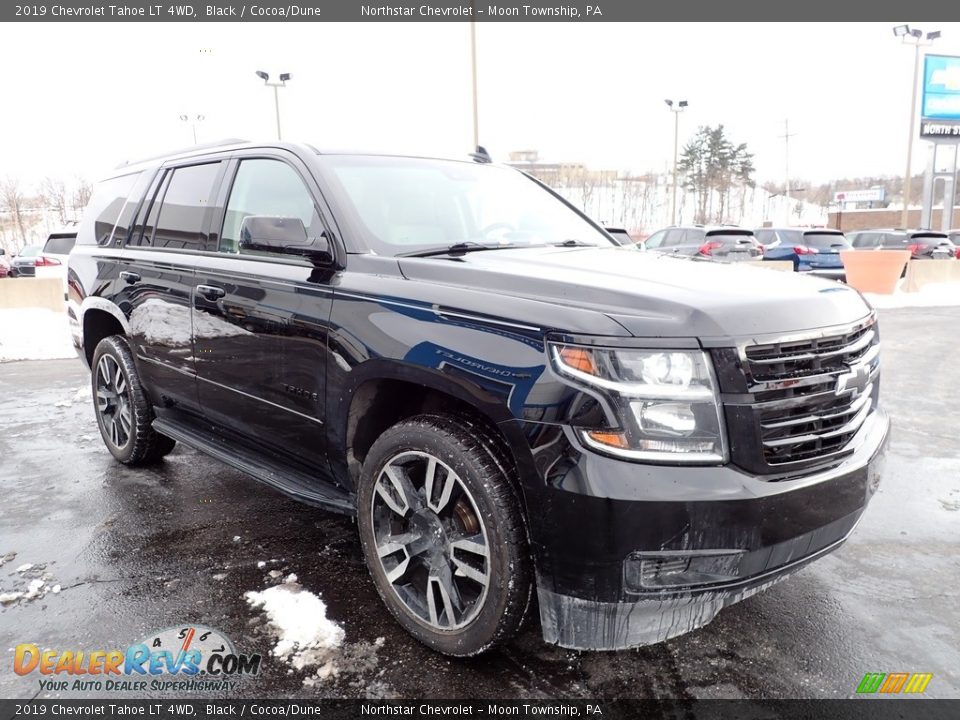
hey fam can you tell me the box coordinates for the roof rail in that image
[115,138,250,168]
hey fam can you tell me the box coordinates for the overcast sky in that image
[3,21,960,186]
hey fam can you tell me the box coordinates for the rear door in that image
[119,160,227,415]
[191,151,337,472]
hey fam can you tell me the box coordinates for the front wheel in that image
[357,414,531,656]
[91,335,176,465]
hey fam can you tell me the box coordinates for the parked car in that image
[34,228,78,296]
[643,225,763,261]
[70,141,888,656]
[0,248,10,279]
[754,227,851,278]
[9,244,42,277]
[846,229,956,260]
[948,230,960,258]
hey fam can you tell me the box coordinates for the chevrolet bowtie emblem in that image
[836,364,871,396]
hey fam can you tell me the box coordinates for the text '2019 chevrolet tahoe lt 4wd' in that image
[69,141,889,656]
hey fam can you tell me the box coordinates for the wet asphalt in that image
[0,306,958,700]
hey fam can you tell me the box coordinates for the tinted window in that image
[803,233,850,249]
[881,232,911,247]
[220,159,323,254]
[110,171,153,246]
[76,172,142,246]
[851,233,876,248]
[684,229,706,245]
[43,234,77,255]
[777,230,804,246]
[662,229,688,247]
[148,163,221,249]
[704,232,755,247]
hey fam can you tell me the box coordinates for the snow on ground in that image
[864,282,960,309]
[0,309,74,362]
[245,574,346,681]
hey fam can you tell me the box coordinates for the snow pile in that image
[865,282,960,309]
[0,309,74,362]
[245,574,345,681]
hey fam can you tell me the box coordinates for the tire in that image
[357,414,531,656]
[91,335,176,465]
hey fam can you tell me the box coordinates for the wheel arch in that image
[80,299,129,366]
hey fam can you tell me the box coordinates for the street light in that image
[665,99,688,225]
[179,114,204,144]
[255,70,292,141]
[893,24,940,227]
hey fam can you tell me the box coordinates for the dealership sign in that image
[833,188,885,203]
[922,54,960,121]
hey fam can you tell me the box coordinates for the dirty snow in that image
[0,309,74,362]
[0,561,60,606]
[864,282,960,309]
[245,575,345,681]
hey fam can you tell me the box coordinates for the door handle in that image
[195,284,226,300]
[119,271,141,284]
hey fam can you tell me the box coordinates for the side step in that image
[152,416,355,515]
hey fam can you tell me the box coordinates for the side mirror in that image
[238,216,332,265]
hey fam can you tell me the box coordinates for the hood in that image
[397,246,872,340]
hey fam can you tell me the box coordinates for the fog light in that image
[624,551,744,592]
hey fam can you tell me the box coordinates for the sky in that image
[2,21,960,187]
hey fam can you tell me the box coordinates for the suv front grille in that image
[722,317,880,475]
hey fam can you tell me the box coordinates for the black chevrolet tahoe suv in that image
[69,141,889,656]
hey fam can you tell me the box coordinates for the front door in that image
[191,154,336,472]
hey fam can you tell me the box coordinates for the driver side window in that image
[220,159,322,254]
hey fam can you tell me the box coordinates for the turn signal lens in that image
[558,346,598,375]
[584,430,629,449]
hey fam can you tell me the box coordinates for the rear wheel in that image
[91,335,176,465]
[357,414,531,656]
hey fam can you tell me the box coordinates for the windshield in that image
[803,233,850,249]
[320,155,612,256]
[18,245,41,257]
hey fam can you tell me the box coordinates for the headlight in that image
[551,345,727,463]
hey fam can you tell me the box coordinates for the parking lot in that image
[1,306,958,700]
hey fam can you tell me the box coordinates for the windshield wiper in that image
[400,242,511,258]
[554,239,597,247]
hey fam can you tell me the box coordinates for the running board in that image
[152,416,355,515]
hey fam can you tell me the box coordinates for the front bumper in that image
[524,408,889,650]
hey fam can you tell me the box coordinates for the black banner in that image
[1,700,960,720]
[3,0,960,22]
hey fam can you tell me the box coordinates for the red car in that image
[0,249,10,278]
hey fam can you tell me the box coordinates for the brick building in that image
[827,207,960,231]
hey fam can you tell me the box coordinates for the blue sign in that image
[922,54,960,121]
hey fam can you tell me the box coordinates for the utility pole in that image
[469,10,479,149]
[778,119,798,222]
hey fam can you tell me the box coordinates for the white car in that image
[34,228,78,296]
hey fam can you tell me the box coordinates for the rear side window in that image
[882,233,910,247]
[139,163,222,249]
[76,172,142,246]
[43,234,77,255]
[109,171,153,246]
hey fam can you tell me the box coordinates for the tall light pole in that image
[893,25,940,227]
[256,70,292,141]
[665,99,688,225]
[179,114,204,144]
[469,10,479,150]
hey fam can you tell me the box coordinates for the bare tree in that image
[40,176,68,224]
[72,177,93,214]
[0,176,28,246]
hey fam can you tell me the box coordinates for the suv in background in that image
[846,229,956,260]
[69,141,888,656]
[755,227,851,278]
[948,230,960,258]
[644,225,763,261]
[35,228,78,291]
[9,244,42,278]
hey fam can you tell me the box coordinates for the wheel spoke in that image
[114,371,127,396]
[98,359,112,389]
[96,389,111,412]
[118,405,132,434]
[376,466,412,517]
[426,571,460,627]
[109,418,120,446]
[377,537,414,584]
[425,458,456,513]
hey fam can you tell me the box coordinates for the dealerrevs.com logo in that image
[14,625,261,693]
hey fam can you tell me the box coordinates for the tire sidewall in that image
[357,420,523,657]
